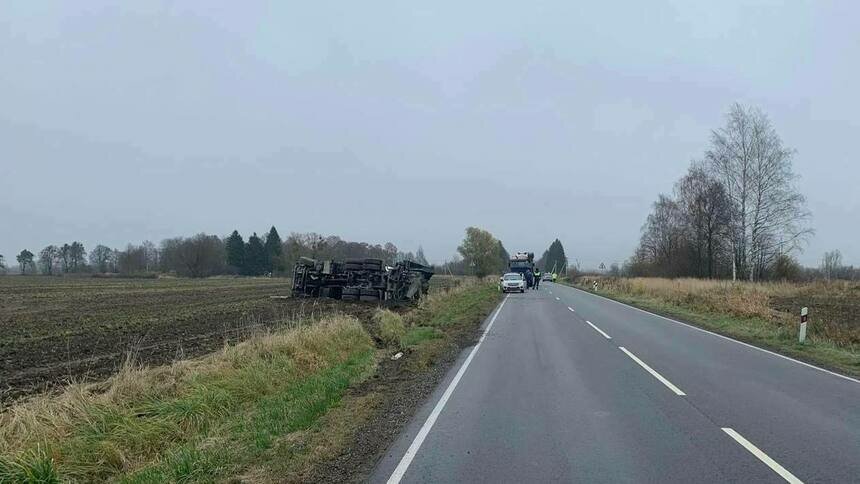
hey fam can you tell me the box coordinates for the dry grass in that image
[597,278,774,319]
[580,276,860,347]
[373,309,407,348]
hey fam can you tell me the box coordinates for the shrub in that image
[372,309,406,348]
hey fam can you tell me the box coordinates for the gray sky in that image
[1,1,858,267]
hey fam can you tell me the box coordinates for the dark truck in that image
[508,252,535,288]
[291,257,433,302]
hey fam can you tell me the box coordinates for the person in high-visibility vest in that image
[533,268,541,289]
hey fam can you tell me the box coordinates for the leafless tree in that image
[160,234,225,277]
[281,232,404,271]
[821,249,843,281]
[142,240,159,272]
[674,163,731,278]
[706,104,812,281]
[38,245,60,275]
[58,243,72,273]
[637,194,685,276]
[117,244,148,274]
[69,241,86,272]
[89,245,116,273]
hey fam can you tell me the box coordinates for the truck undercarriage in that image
[291,257,433,302]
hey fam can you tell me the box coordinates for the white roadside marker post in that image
[799,307,808,344]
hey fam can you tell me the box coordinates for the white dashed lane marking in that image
[585,320,612,340]
[722,428,803,483]
[619,347,686,396]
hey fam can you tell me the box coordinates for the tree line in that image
[4,227,429,278]
[3,224,574,280]
[628,104,815,281]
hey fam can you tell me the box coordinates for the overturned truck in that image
[291,257,433,302]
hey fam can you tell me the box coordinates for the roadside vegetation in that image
[0,278,501,483]
[574,276,860,376]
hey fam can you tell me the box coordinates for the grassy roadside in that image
[396,281,501,372]
[0,281,501,483]
[560,278,860,378]
[267,280,502,482]
[0,317,376,483]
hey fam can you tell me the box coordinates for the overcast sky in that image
[1,1,858,267]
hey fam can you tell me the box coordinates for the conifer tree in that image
[264,226,284,273]
[540,239,568,274]
[225,230,246,273]
[244,232,267,276]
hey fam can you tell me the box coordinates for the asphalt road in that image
[371,282,860,483]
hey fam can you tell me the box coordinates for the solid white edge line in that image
[386,296,509,484]
[569,286,860,385]
[619,346,686,396]
[585,320,612,340]
[722,428,803,484]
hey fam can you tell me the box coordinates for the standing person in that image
[533,268,541,289]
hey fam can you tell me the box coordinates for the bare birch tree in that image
[706,104,811,281]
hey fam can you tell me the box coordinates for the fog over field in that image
[1,1,858,266]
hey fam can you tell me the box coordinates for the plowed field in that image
[0,276,379,404]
